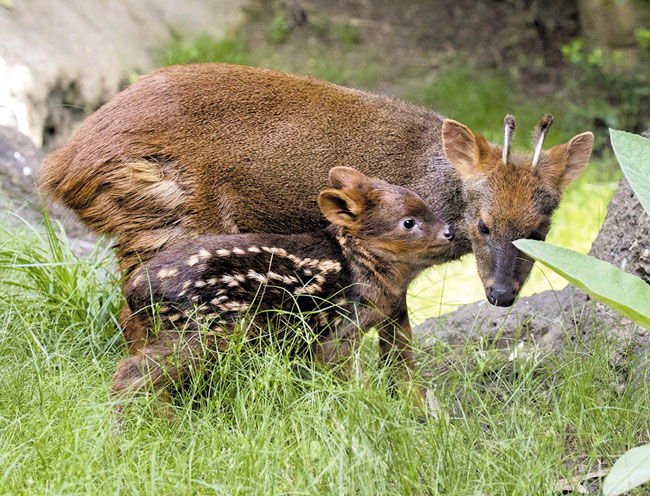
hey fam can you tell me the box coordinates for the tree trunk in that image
[414,129,650,354]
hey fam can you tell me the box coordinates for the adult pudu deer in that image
[111,167,453,404]
[39,63,593,315]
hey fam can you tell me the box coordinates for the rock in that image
[0,0,246,150]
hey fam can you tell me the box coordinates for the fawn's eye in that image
[403,219,416,230]
[528,230,544,241]
[478,219,490,236]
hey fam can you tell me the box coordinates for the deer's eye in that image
[403,219,416,230]
[478,219,490,236]
[529,230,544,241]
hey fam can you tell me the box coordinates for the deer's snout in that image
[486,285,517,307]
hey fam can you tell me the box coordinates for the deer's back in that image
[40,63,467,274]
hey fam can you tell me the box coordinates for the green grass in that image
[0,218,648,494]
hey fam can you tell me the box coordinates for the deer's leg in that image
[118,302,148,355]
[312,323,362,379]
[110,329,220,414]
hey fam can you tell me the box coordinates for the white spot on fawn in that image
[178,280,192,297]
[262,246,288,257]
[131,273,144,288]
[195,280,206,288]
[318,312,329,327]
[187,255,200,267]
[157,268,178,280]
[211,296,228,306]
[216,249,231,257]
[267,271,298,285]
[247,270,268,284]
[294,283,322,295]
[220,275,240,287]
[198,249,211,260]
[232,247,246,255]
[218,301,250,313]
[318,260,341,272]
[247,246,261,253]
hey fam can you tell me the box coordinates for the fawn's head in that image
[442,115,594,306]
[318,167,454,265]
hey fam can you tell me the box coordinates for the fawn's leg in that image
[377,298,427,410]
[312,323,362,379]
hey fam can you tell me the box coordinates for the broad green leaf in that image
[513,240,650,329]
[610,129,650,216]
[603,444,650,495]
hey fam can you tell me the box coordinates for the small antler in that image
[531,114,553,167]
[502,114,516,164]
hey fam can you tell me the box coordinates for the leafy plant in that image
[602,444,650,496]
[514,128,650,494]
[516,129,649,326]
[512,241,650,329]
[610,129,650,213]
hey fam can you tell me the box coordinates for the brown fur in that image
[39,63,593,308]
[111,168,451,410]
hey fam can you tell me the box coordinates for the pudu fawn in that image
[111,167,454,405]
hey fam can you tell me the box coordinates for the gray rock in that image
[0,0,246,150]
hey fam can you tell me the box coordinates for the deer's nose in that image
[487,285,517,307]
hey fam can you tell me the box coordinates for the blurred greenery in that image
[155,4,631,321]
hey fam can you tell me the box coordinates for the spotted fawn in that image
[111,167,454,406]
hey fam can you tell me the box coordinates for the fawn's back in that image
[125,167,452,342]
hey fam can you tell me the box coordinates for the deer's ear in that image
[442,119,495,178]
[542,132,594,190]
[318,188,364,227]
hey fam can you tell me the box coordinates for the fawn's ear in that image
[541,132,594,190]
[328,166,371,190]
[319,188,364,227]
[442,119,495,178]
